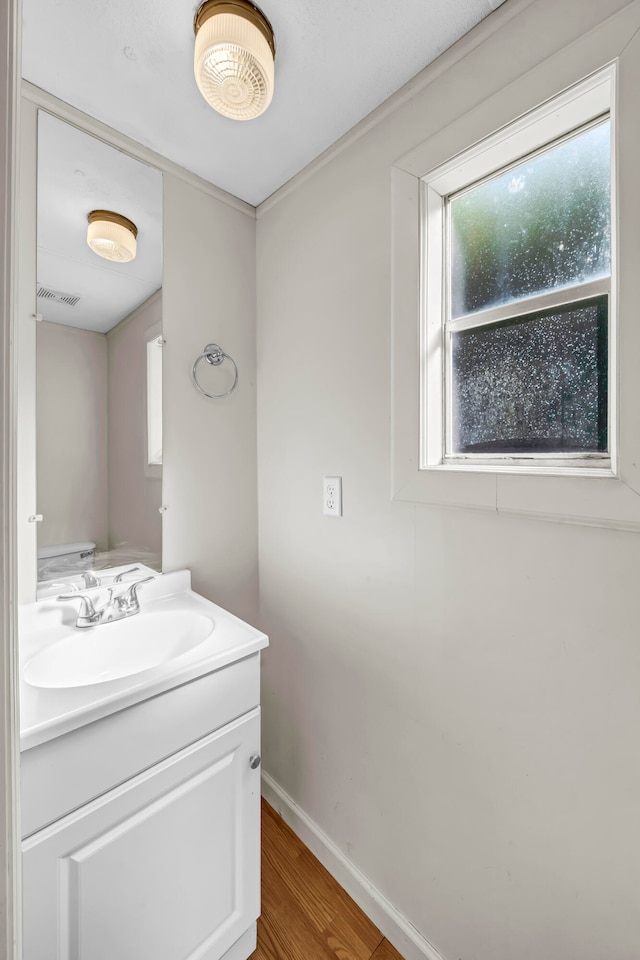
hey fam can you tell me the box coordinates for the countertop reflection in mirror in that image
[35,111,164,588]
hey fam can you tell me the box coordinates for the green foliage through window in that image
[450,121,610,319]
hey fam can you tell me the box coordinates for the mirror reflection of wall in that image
[35,111,164,582]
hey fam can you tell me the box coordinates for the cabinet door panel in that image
[23,709,261,960]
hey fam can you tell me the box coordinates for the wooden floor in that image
[251,799,405,960]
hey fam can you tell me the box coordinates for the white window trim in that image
[391,14,640,532]
[420,67,614,477]
[146,332,163,467]
[144,321,163,479]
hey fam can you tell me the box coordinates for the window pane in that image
[450,298,607,455]
[450,121,610,318]
[147,335,163,466]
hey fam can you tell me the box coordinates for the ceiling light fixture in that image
[87,210,138,263]
[194,0,275,121]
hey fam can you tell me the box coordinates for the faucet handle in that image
[113,566,141,583]
[80,570,101,588]
[122,576,155,609]
[57,592,98,620]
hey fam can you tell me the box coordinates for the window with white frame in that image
[147,333,163,466]
[420,71,613,473]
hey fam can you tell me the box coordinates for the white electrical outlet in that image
[323,476,342,517]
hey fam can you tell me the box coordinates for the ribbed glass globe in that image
[195,11,274,120]
[87,213,137,263]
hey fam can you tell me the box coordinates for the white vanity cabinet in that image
[23,709,260,960]
[21,632,267,960]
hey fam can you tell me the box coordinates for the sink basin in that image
[24,611,214,689]
[19,569,270,749]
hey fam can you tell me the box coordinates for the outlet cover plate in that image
[323,476,342,517]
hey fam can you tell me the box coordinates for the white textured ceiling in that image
[27,0,507,332]
[23,0,506,207]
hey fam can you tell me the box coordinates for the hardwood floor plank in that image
[254,911,347,960]
[252,917,282,960]
[261,833,337,960]
[370,940,407,960]
[262,800,307,860]
[323,911,383,960]
[260,891,339,960]
[252,800,405,960]
[297,847,382,953]
[262,832,335,932]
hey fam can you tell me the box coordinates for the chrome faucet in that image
[58,576,155,629]
[56,592,102,628]
[80,570,101,588]
[114,576,155,615]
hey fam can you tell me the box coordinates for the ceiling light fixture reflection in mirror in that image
[35,111,164,588]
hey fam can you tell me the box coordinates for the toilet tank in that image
[36,541,96,579]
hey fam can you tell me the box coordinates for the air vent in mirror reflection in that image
[36,285,81,307]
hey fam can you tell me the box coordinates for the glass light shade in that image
[194,3,275,121]
[87,211,137,263]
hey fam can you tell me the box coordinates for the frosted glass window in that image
[440,115,611,464]
[417,69,614,475]
[450,121,610,319]
[451,298,608,454]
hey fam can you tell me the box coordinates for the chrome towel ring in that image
[192,343,239,399]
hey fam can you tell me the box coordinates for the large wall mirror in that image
[35,111,163,586]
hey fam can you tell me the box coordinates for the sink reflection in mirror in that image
[35,111,164,593]
[35,560,156,600]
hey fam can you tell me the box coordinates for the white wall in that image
[107,291,161,565]
[162,174,258,623]
[36,320,108,551]
[256,2,640,960]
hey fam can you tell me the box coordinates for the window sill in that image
[422,462,615,479]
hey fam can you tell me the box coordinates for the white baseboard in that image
[220,924,256,960]
[261,771,446,960]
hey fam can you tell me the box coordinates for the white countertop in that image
[19,569,268,751]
